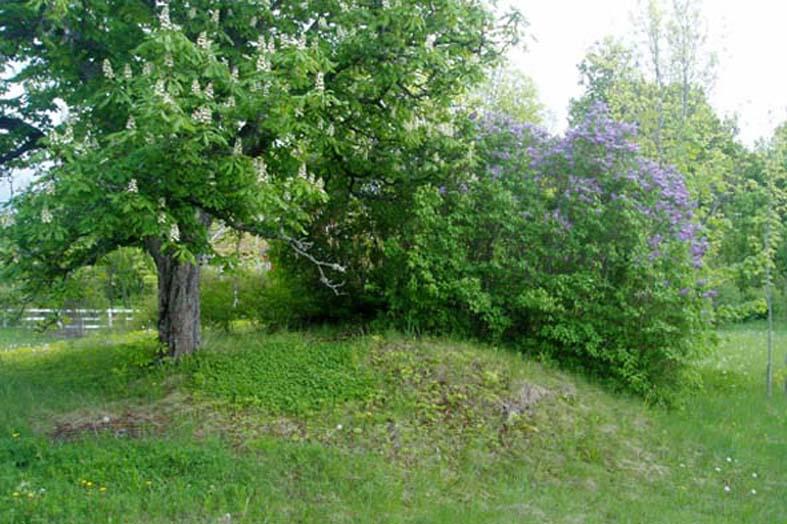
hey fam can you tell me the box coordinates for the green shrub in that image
[200,267,265,331]
[285,106,713,402]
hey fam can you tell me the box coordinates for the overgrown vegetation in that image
[0,324,784,523]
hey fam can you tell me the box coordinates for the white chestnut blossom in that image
[191,79,201,96]
[102,59,115,79]
[159,3,174,31]
[256,54,270,72]
[232,138,242,156]
[123,63,133,80]
[127,179,138,193]
[255,157,269,183]
[192,106,212,124]
[197,32,211,50]
[41,207,53,224]
[204,82,214,100]
[168,224,180,242]
[315,72,325,93]
[126,116,136,130]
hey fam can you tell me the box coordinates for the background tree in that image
[0,0,520,356]
[466,66,544,124]
[570,0,763,322]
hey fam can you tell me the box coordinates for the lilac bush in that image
[383,104,712,402]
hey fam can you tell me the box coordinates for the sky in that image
[506,0,787,146]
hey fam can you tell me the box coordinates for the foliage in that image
[465,66,545,125]
[0,0,520,354]
[376,105,713,400]
[199,266,265,332]
[190,334,374,415]
[569,13,783,325]
[0,325,785,523]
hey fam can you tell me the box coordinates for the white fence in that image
[3,308,136,333]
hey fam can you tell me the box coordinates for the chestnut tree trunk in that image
[147,239,202,358]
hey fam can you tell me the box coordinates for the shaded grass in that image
[0,324,784,523]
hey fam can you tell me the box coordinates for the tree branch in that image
[0,116,45,167]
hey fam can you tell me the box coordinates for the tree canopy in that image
[0,0,521,355]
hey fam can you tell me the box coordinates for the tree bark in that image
[146,240,202,358]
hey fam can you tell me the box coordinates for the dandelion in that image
[123,63,133,80]
[752,472,758,479]
[315,72,325,93]
[102,59,115,79]
[714,467,721,472]
[41,207,53,224]
[750,489,757,495]
[723,485,730,493]
[168,224,180,242]
[726,457,732,463]
[126,116,136,130]
[127,179,138,193]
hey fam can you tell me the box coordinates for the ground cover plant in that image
[0,323,784,523]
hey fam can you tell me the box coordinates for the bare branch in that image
[279,229,347,295]
[191,200,347,295]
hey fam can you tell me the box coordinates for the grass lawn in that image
[0,323,784,523]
